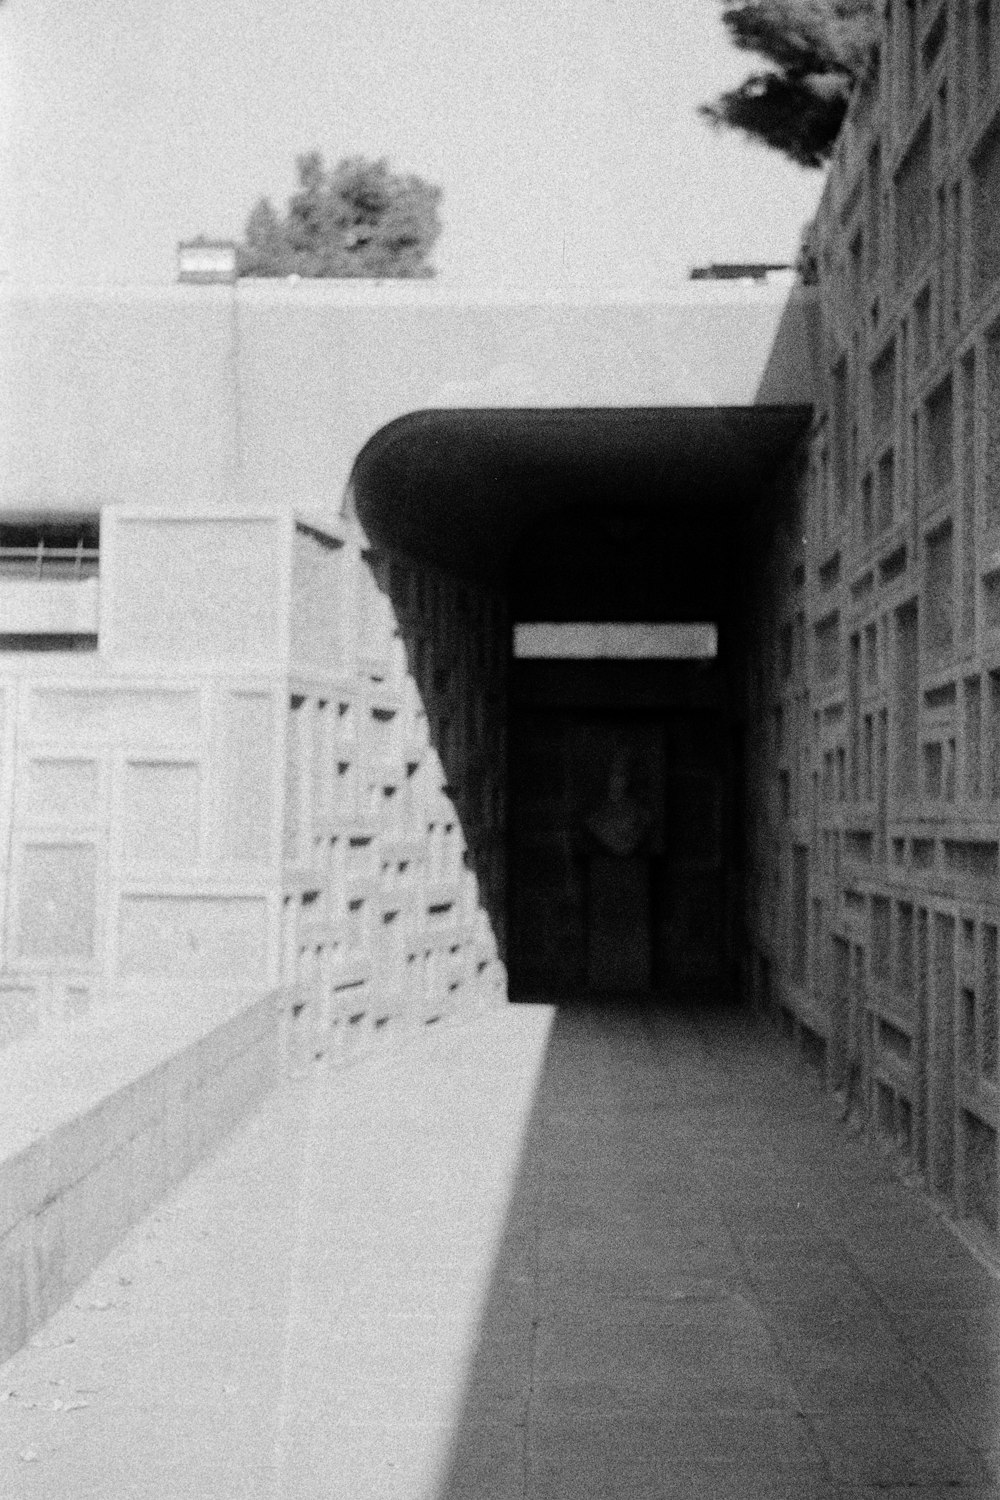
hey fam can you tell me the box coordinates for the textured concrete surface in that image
[0,988,280,1365]
[0,1000,998,1499]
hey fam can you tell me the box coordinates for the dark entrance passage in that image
[506,497,742,1007]
[350,404,811,1012]
[509,658,736,1003]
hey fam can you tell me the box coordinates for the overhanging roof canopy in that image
[351,406,812,583]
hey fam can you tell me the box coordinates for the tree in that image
[700,1,879,168]
[236,153,443,278]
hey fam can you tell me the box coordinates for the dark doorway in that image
[508,657,737,1005]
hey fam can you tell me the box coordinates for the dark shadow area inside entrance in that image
[507,501,746,1009]
[351,407,810,1017]
[508,658,738,1006]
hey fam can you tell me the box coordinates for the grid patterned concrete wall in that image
[280,525,508,1070]
[0,508,507,1064]
[743,4,1000,1248]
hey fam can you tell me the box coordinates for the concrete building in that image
[742,0,1000,1255]
[1,0,999,1370]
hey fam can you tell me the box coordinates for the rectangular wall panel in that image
[121,761,200,866]
[29,688,200,742]
[23,758,100,822]
[219,691,275,863]
[117,893,268,985]
[16,842,97,962]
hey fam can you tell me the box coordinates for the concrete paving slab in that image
[527,1410,829,1498]
[808,1403,993,1488]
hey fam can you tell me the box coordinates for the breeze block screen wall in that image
[0,507,507,1062]
[742,0,1000,1249]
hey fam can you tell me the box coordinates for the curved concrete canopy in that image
[350,404,812,583]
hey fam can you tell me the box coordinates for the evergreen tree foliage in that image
[237,153,443,278]
[701,1,879,167]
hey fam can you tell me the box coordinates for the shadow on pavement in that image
[431,994,1000,1500]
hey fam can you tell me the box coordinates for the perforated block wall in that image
[743,2,1000,1246]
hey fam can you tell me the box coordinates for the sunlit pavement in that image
[1,1000,999,1499]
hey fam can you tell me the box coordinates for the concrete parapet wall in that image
[0,987,280,1365]
[0,944,500,1368]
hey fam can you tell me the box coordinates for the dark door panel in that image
[509,667,734,1003]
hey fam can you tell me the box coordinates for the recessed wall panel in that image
[122,761,200,866]
[117,894,268,985]
[29,688,200,743]
[16,842,97,961]
[0,985,38,1048]
[24,758,100,822]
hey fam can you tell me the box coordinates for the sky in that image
[0,0,825,295]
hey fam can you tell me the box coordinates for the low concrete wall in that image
[0,988,281,1365]
[0,972,501,1367]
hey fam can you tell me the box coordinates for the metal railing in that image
[0,542,100,581]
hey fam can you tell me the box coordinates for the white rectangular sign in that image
[513,622,718,659]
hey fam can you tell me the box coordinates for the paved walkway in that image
[1,1001,999,1499]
